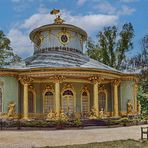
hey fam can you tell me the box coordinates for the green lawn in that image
[40,139,148,148]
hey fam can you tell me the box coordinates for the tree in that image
[0,30,21,67]
[138,86,148,118]
[126,35,148,93]
[127,34,148,116]
[86,23,134,70]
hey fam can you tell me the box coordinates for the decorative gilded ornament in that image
[57,30,71,45]
[89,106,98,119]
[50,9,60,15]
[46,109,57,121]
[50,9,65,24]
[127,99,133,115]
[33,33,45,48]
[54,15,65,24]
[7,101,16,119]
[59,109,68,121]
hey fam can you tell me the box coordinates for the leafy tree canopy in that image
[0,30,21,67]
[127,35,148,93]
[86,23,134,70]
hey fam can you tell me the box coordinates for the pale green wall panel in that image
[0,76,18,113]
[120,81,134,112]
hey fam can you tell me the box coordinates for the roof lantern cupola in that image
[29,9,87,56]
[26,9,88,67]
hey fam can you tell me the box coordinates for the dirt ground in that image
[0,125,147,148]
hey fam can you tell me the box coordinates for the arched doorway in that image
[62,90,74,114]
[98,91,107,111]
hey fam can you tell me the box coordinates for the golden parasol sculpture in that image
[50,9,65,24]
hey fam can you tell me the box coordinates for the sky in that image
[0,0,148,59]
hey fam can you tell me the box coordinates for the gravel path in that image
[0,125,147,148]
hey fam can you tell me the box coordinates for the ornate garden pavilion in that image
[0,10,139,120]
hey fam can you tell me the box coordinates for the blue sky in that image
[0,0,148,58]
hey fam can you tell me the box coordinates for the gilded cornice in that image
[112,79,121,86]
[29,24,87,42]
[49,75,65,83]
[0,67,139,80]
[19,76,33,85]
[121,76,139,82]
[89,76,104,84]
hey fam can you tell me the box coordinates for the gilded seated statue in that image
[137,100,141,115]
[7,102,15,119]
[89,106,98,119]
[46,109,56,120]
[59,109,68,121]
[127,100,133,115]
[99,108,104,119]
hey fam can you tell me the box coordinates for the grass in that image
[39,139,148,148]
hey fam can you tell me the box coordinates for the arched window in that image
[98,91,107,111]
[0,88,2,112]
[28,91,34,113]
[62,90,74,114]
[81,91,90,113]
[44,91,54,113]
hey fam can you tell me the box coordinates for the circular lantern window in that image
[60,34,69,44]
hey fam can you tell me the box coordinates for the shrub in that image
[118,117,130,126]
[72,119,82,127]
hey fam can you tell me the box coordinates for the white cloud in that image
[11,0,21,2]
[7,29,33,58]
[11,0,34,2]
[77,0,88,6]
[119,0,138,3]
[118,5,135,15]
[21,10,118,34]
[77,0,99,6]
[38,4,49,14]
[94,1,135,16]
[95,1,116,15]
[64,14,118,33]
[8,10,118,58]
[21,13,54,31]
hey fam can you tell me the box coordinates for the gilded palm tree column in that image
[23,83,29,120]
[52,75,64,117]
[93,81,99,113]
[55,82,60,116]
[113,80,121,117]
[19,76,33,120]
[89,76,103,116]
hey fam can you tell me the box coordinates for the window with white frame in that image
[98,91,107,111]
[82,91,89,113]
[44,91,54,113]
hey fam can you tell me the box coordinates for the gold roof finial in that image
[50,9,65,24]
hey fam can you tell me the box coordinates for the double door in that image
[62,94,74,114]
